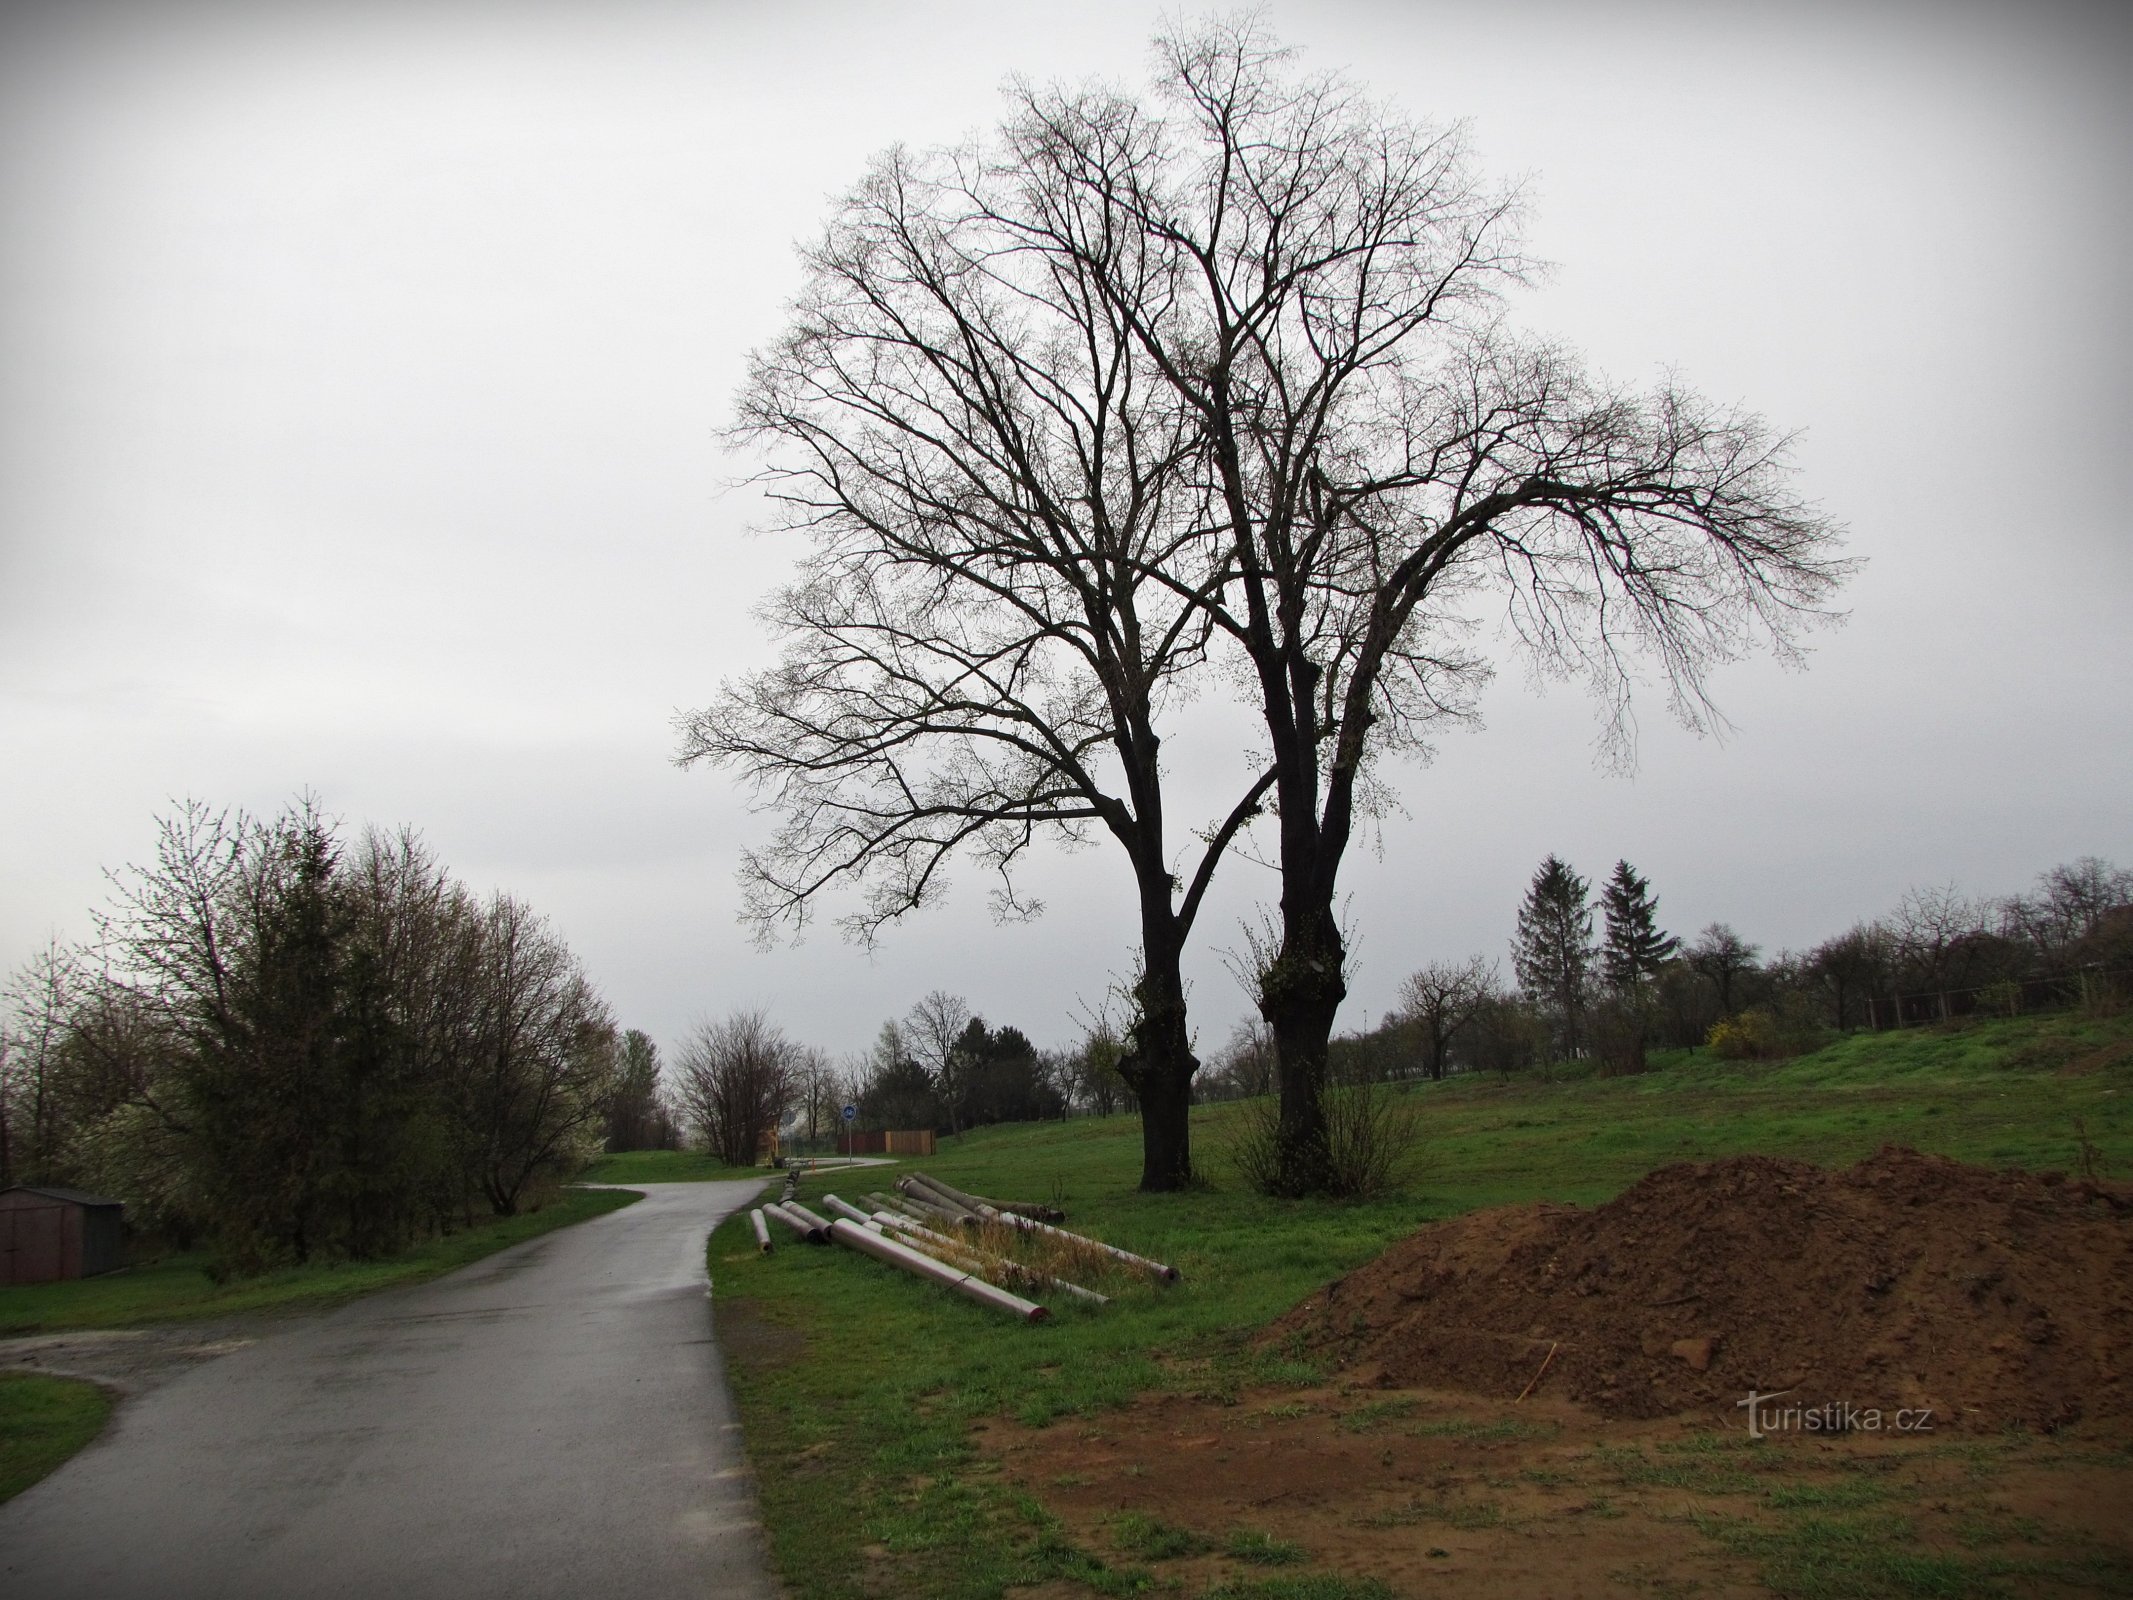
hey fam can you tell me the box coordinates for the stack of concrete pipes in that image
[748,1170,1179,1321]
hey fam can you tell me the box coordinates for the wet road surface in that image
[0,1180,776,1600]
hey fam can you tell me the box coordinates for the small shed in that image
[0,1185,126,1285]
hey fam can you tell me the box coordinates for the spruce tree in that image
[1513,855,1595,1057]
[1600,860,1679,993]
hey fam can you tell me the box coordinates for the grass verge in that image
[0,1372,114,1503]
[710,1010,2133,1599]
[0,1187,642,1337]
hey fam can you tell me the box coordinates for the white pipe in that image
[761,1202,827,1242]
[749,1208,773,1253]
[903,1173,982,1216]
[828,1219,1049,1322]
[906,1173,994,1213]
[783,1200,838,1235]
[891,1181,975,1227]
[870,1211,1109,1307]
[820,1194,875,1226]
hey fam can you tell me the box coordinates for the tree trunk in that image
[1261,907,1347,1197]
[1130,1055,1195,1192]
[1116,914,1198,1192]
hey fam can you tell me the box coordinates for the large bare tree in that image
[676,73,1279,1190]
[986,20,1851,1190]
[684,17,1849,1193]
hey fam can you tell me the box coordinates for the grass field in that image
[0,1186,642,1338]
[0,1373,114,1504]
[707,1011,2133,1600]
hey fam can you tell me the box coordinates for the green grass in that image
[710,1009,2133,1600]
[1204,1578,1396,1600]
[0,1372,114,1503]
[0,1187,643,1336]
[578,1150,770,1183]
[1110,1510,1211,1560]
[1225,1528,1307,1565]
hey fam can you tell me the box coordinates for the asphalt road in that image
[0,1180,777,1600]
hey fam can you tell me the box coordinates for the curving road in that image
[0,1180,776,1600]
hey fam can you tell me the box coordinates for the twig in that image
[1515,1341,1560,1403]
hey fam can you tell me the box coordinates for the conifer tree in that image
[1513,856,1595,1057]
[1600,860,1680,994]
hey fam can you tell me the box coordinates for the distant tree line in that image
[656,988,1144,1155]
[0,799,630,1271]
[1208,853,2133,1089]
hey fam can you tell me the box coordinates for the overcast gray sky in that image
[2,0,2126,1066]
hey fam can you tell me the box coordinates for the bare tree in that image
[1397,956,1500,1081]
[982,19,1848,1190]
[1688,924,1761,1018]
[1885,885,1986,993]
[787,1045,842,1144]
[674,32,1286,1192]
[682,17,1848,1193]
[1195,1017,1277,1101]
[2001,857,2133,962]
[903,990,974,1133]
[673,1011,796,1168]
[1809,922,1893,1030]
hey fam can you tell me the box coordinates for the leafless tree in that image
[784,1045,849,1144]
[1688,924,1761,1017]
[673,31,1301,1191]
[2000,857,2133,961]
[1196,1017,1277,1102]
[1396,956,1500,1081]
[982,19,1847,1190]
[1809,922,1893,1030]
[682,17,1848,1193]
[1886,885,1987,993]
[903,990,974,1132]
[673,1010,796,1168]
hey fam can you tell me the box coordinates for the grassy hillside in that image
[709,1011,2133,1600]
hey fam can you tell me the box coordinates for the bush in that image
[1706,1009,1781,1061]
[1226,1079,1421,1198]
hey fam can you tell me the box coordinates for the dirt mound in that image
[1270,1146,2133,1431]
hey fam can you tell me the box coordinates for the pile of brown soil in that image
[1269,1146,2133,1431]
